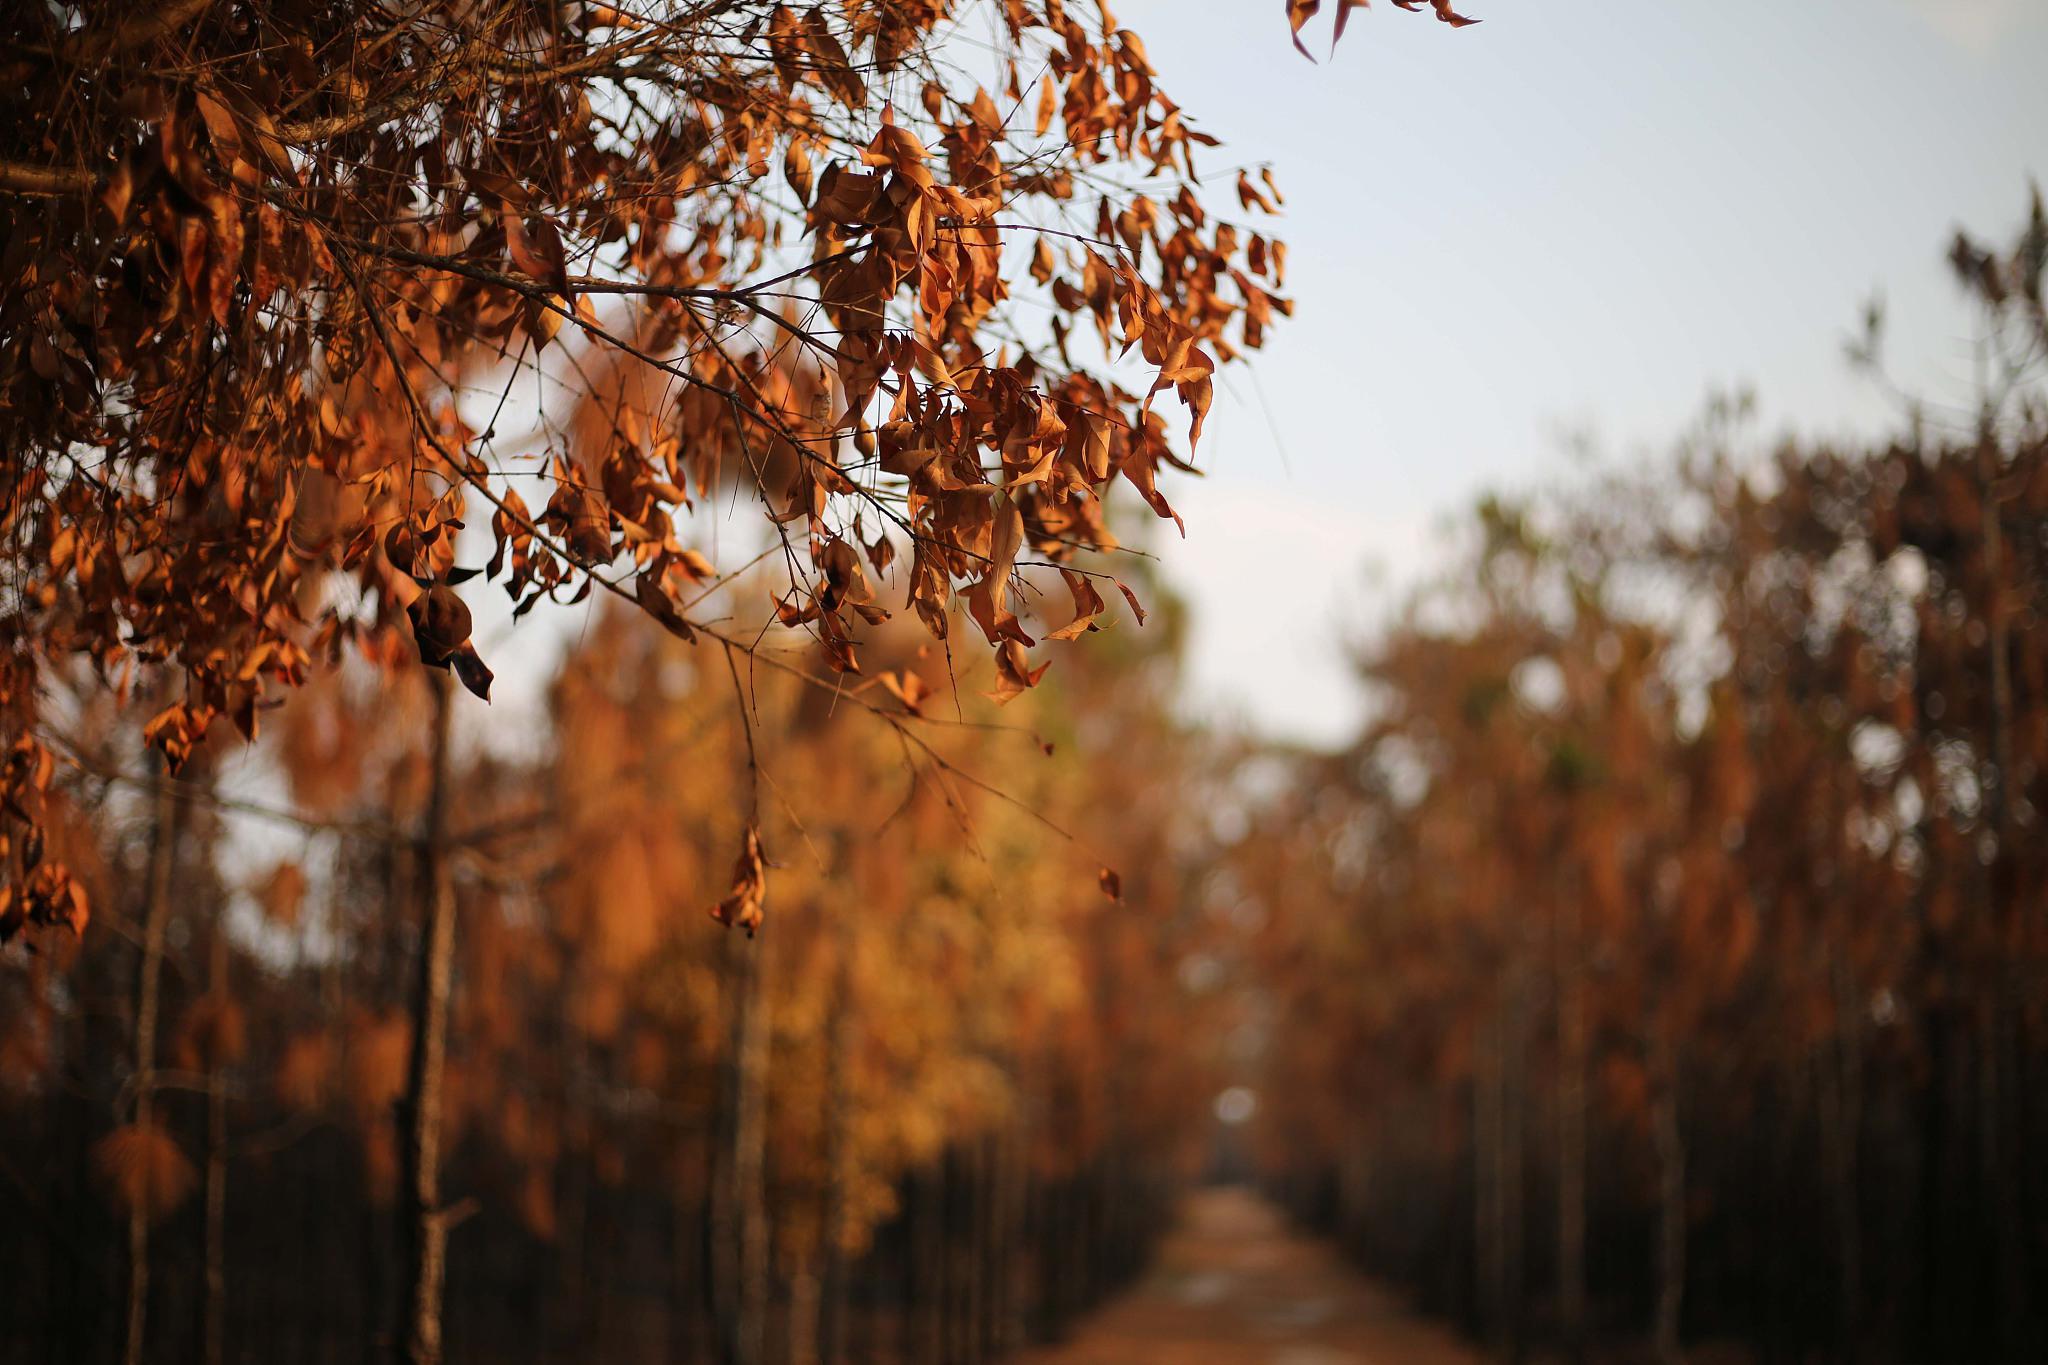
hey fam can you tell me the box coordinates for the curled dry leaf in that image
[1098,866,1123,903]
[878,669,933,715]
[710,824,767,936]
[1045,570,1108,641]
[1394,0,1481,27]
[986,640,1051,705]
[1117,581,1149,627]
[1296,0,1480,59]
[407,584,494,701]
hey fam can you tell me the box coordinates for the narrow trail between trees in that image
[1017,1186,1481,1365]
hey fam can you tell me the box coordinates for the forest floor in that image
[1016,1186,1481,1365]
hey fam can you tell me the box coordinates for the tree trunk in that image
[1981,429,2015,837]
[1650,1026,1686,1365]
[203,924,231,1365]
[1473,994,1503,1347]
[123,766,178,1365]
[670,1187,703,1360]
[981,1129,1017,1358]
[1501,965,1526,1362]
[910,1162,945,1360]
[397,674,457,1365]
[1555,898,1589,1362]
[711,925,769,1365]
[1914,1004,1949,1356]
[785,1261,820,1365]
[1978,996,2024,1358]
[959,1142,988,1365]
[1978,359,2029,1363]
[1474,967,1525,1359]
[1817,963,1862,1354]
[816,928,852,1365]
[1767,1058,1800,1356]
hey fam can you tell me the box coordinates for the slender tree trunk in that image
[1817,962,1862,1354]
[397,674,457,1365]
[785,1260,820,1365]
[1473,993,1503,1348]
[980,1131,1005,1358]
[2011,991,2041,1356]
[1981,427,2015,838]
[554,1000,591,1357]
[1069,1164,1094,1321]
[1473,965,1525,1359]
[560,1130,594,1353]
[1061,1170,1079,1328]
[913,1162,945,1359]
[961,1142,988,1365]
[1555,894,1589,1362]
[943,1148,971,1363]
[1501,964,1526,1362]
[980,1129,1016,1358]
[1976,997,2025,1358]
[1978,421,2028,1360]
[203,925,231,1365]
[670,1186,702,1360]
[712,926,769,1365]
[1916,1006,1950,1357]
[816,928,852,1365]
[124,767,178,1365]
[1024,1173,1049,1340]
[1650,1025,1686,1365]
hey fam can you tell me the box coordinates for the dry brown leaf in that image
[710,824,767,935]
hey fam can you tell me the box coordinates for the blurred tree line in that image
[1,581,1222,1365]
[1238,193,2048,1363]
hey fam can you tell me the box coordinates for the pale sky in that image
[1118,0,2048,747]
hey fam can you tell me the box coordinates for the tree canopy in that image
[0,0,1472,938]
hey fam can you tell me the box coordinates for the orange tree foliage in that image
[0,583,1222,1356]
[0,0,1472,937]
[512,606,1218,1264]
[1233,198,2048,1358]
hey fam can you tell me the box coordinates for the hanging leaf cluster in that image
[0,0,1469,937]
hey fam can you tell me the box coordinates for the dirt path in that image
[1017,1186,1480,1365]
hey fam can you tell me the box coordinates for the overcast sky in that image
[1116,0,2048,747]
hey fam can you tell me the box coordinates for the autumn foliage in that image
[43,12,2048,1365]
[1,584,1224,1362]
[0,0,1396,938]
[1237,197,2048,1362]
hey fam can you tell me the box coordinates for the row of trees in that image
[1240,195,2048,1363]
[1,587,1224,1365]
[2,4,1488,1363]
